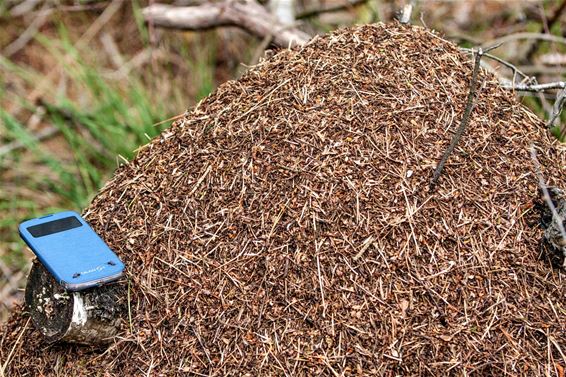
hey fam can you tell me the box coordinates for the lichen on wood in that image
[24,262,126,345]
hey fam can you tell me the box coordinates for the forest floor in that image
[0,0,565,321]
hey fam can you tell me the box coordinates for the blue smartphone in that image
[19,211,124,291]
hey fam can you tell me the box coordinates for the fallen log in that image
[142,2,311,48]
[24,261,126,345]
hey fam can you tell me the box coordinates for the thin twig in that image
[470,44,566,135]
[430,48,484,190]
[502,81,566,92]
[460,47,532,82]
[547,88,566,129]
[151,112,186,128]
[192,326,213,365]
[315,249,326,318]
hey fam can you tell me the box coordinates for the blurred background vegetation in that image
[0,0,565,320]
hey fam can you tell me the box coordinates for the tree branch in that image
[429,46,497,191]
[547,88,566,137]
[502,81,566,92]
[460,47,532,83]
[142,2,311,48]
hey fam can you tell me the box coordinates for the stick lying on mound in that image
[1,23,565,376]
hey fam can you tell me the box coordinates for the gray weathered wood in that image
[142,2,311,48]
[25,261,126,345]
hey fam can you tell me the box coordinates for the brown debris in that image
[1,23,565,376]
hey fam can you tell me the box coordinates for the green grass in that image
[0,24,214,268]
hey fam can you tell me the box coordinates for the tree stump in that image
[24,261,126,345]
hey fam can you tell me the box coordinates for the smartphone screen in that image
[27,216,82,237]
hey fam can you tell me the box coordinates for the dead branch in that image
[480,49,566,136]
[547,88,566,129]
[142,2,311,48]
[461,48,566,97]
[463,46,566,127]
[460,47,532,83]
[469,50,556,119]
[503,81,566,92]
[430,47,488,190]
[462,36,566,98]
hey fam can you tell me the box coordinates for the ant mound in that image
[2,23,565,376]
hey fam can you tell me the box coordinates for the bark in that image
[24,261,126,345]
[142,2,311,48]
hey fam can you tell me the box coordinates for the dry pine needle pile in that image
[1,23,565,376]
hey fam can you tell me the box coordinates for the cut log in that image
[24,261,126,345]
